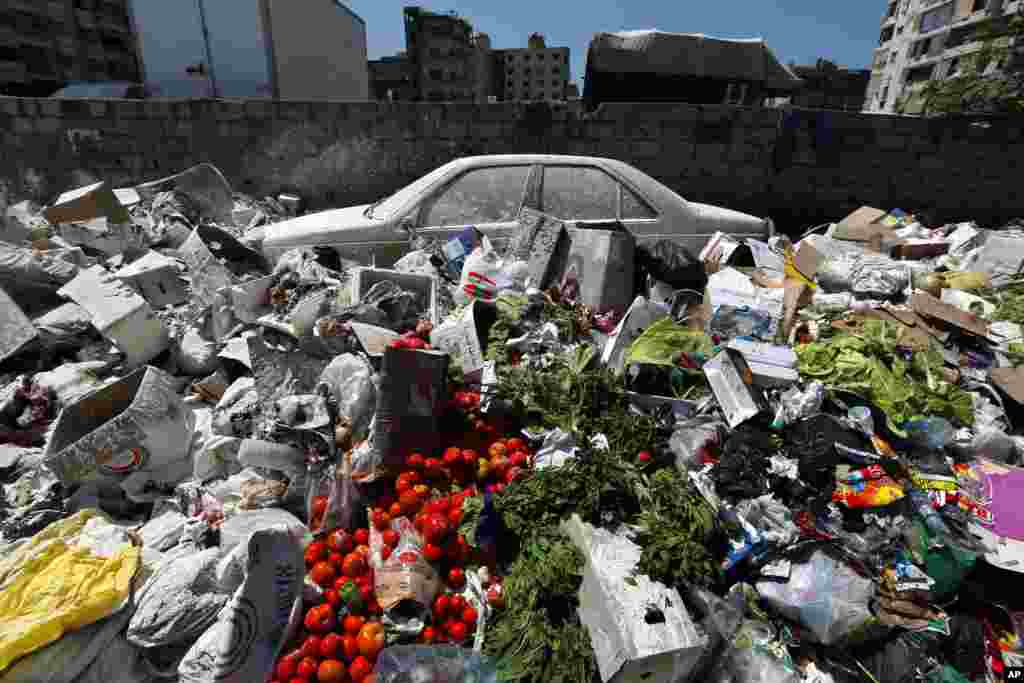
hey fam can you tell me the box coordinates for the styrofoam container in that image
[350,267,439,325]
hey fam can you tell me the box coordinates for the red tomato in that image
[327,552,345,571]
[637,450,652,463]
[311,496,329,520]
[488,442,508,458]
[324,589,341,608]
[371,509,391,531]
[419,626,437,643]
[341,634,359,662]
[304,605,336,634]
[342,553,367,578]
[508,451,529,469]
[353,529,370,546]
[448,621,468,642]
[422,514,450,545]
[423,543,444,562]
[289,678,311,683]
[460,449,479,467]
[334,576,352,591]
[277,656,298,680]
[349,656,373,683]
[382,529,400,548]
[448,595,467,614]
[506,438,526,452]
[399,490,421,514]
[462,607,479,625]
[319,633,342,659]
[359,584,374,602]
[424,457,444,476]
[305,541,328,566]
[317,659,347,683]
[297,657,320,679]
[310,562,337,588]
[357,622,385,659]
[433,594,450,620]
[380,545,392,561]
[326,530,354,554]
[343,615,366,636]
[447,507,463,526]
[388,502,404,518]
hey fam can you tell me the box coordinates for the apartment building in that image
[403,6,478,101]
[864,0,1023,114]
[493,33,572,101]
[0,0,140,96]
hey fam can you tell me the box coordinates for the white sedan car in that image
[259,155,774,266]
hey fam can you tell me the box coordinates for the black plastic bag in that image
[636,240,707,291]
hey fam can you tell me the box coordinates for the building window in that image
[552,80,559,87]
[551,67,559,75]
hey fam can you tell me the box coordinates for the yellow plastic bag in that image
[0,510,140,674]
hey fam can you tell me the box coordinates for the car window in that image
[541,166,618,221]
[421,166,531,226]
[372,164,456,219]
[621,184,657,219]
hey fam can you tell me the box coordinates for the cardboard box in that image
[350,267,439,325]
[833,206,894,251]
[563,515,708,683]
[726,339,799,387]
[373,347,449,468]
[0,285,38,363]
[703,348,769,428]
[179,225,267,303]
[58,265,169,368]
[430,300,498,376]
[511,208,568,290]
[792,240,822,280]
[559,225,636,315]
[348,322,401,357]
[44,181,131,225]
[601,297,670,374]
[114,250,188,308]
[911,291,990,338]
[43,366,195,502]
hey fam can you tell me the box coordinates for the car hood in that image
[261,204,381,248]
[689,201,766,234]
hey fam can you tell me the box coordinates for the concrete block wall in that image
[1,96,1022,231]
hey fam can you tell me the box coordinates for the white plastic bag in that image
[456,239,503,306]
[177,528,304,683]
[127,547,228,649]
[318,354,376,441]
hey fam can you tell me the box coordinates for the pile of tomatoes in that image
[272,435,532,683]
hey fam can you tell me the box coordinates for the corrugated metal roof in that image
[586,30,803,91]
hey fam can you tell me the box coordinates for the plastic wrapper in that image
[373,646,498,683]
[755,550,875,646]
[532,427,579,470]
[832,476,904,508]
[669,418,726,471]
[904,417,955,451]
[374,516,441,614]
[971,428,1017,464]
[770,382,824,429]
[306,450,364,536]
[456,241,503,305]
[707,305,777,342]
[733,496,798,547]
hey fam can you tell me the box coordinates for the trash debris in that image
[3,162,1024,683]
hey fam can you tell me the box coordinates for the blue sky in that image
[351,0,881,84]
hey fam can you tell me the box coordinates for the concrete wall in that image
[267,0,368,101]
[0,97,1021,231]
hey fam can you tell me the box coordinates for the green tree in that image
[919,14,1024,115]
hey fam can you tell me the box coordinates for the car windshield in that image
[365,163,455,219]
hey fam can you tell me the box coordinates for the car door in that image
[537,164,663,236]
[413,164,537,251]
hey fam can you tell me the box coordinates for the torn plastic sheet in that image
[755,550,875,646]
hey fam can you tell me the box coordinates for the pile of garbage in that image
[3,164,1024,683]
